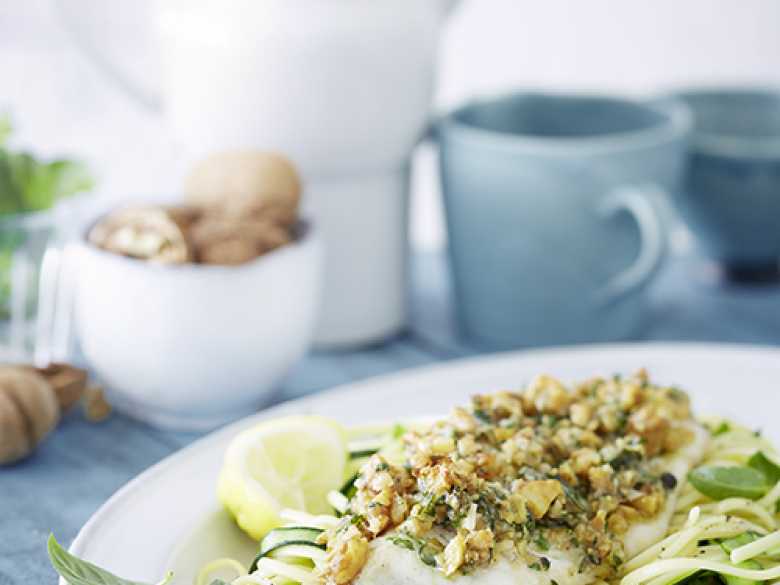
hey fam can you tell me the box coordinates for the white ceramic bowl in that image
[73,222,321,431]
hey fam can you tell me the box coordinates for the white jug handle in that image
[52,0,162,112]
[595,185,666,305]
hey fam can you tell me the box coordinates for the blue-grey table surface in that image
[5,250,780,584]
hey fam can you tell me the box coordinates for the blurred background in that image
[5,3,780,580]
[4,0,780,251]
[1,0,780,438]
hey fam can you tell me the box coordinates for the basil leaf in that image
[688,466,769,500]
[48,535,172,585]
[748,451,780,484]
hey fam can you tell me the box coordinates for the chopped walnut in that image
[631,493,663,517]
[628,405,670,457]
[570,402,593,427]
[523,375,571,415]
[443,533,466,576]
[321,526,369,585]
[519,480,564,518]
[588,464,615,493]
[571,448,602,475]
[500,493,528,524]
[325,372,696,583]
[607,510,630,535]
[620,383,645,410]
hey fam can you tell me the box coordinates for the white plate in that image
[66,342,780,585]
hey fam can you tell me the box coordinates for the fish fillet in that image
[354,422,709,585]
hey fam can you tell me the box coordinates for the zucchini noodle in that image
[204,417,780,585]
[622,418,780,585]
[196,558,248,585]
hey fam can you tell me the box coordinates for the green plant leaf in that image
[0,114,94,216]
[0,151,24,214]
[25,159,94,211]
[0,113,11,146]
[7,154,94,212]
[748,451,780,485]
[48,535,172,585]
[688,466,769,500]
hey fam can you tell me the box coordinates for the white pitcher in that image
[57,0,460,347]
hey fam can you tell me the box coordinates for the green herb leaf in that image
[350,514,366,526]
[560,481,590,513]
[48,534,172,585]
[340,472,360,499]
[349,449,378,459]
[609,449,642,471]
[388,535,416,551]
[417,541,440,567]
[392,423,406,439]
[473,409,492,424]
[719,532,759,555]
[533,533,550,551]
[688,466,769,500]
[748,451,780,485]
[711,422,731,436]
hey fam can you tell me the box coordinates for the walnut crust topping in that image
[319,370,694,584]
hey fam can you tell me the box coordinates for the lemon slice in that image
[218,416,347,540]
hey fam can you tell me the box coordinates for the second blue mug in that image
[670,88,780,282]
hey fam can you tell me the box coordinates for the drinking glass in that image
[0,205,78,364]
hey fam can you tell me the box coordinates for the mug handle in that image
[595,185,666,305]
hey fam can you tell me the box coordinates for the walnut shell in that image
[89,206,195,264]
[190,217,292,265]
[0,367,59,465]
[197,238,259,266]
[33,363,88,411]
[184,151,301,226]
[83,386,112,423]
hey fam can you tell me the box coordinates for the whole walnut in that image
[184,151,301,227]
[0,364,98,465]
[190,217,292,265]
[89,206,198,264]
[0,367,59,465]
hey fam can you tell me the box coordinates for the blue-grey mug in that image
[670,88,780,283]
[436,92,691,348]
